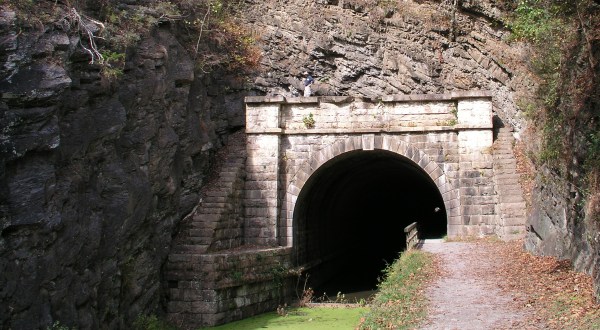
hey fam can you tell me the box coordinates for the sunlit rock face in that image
[241,0,535,133]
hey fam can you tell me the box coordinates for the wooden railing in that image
[404,222,419,250]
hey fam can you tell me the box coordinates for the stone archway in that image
[244,93,499,249]
[281,135,456,248]
[281,135,453,293]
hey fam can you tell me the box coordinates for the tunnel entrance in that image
[292,149,447,299]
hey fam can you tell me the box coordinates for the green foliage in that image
[358,250,434,329]
[512,0,600,223]
[206,306,367,330]
[585,131,600,171]
[174,0,261,74]
[47,321,71,330]
[231,270,243,282]
[510,0,565,43]
[100,51,125,80]
[133,314,176,330]
[302,113,315,129]
[8,0,259,76]
[538,113,564,164]
[270,262,291,288]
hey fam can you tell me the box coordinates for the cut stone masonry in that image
[166,92,528,328]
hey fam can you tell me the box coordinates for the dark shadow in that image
[292,149,447,298]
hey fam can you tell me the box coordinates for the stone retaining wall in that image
[167,247,295,328]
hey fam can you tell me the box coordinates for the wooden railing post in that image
[404,222,419,250]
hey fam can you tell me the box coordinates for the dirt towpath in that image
[419,239,525,330]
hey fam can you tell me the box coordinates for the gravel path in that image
[420,239,525,330]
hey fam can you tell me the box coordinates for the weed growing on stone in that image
[47,321,71,330]
[302,113,315,129]
[358,250,436,329]
[133,314,176,330]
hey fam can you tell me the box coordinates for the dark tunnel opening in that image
[293,149,447,299]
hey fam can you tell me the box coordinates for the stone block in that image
[168,301,192,314]
[362,134,375,150]
[424,161,439,175]
[447,224,463,236]
[434,174,447,187]
[460,186,479,196]
[202,312,228,326]
[466,215,483,225]
[418,153,430,168]
[479,215,497,225]
[482,204,495,215]
[461,205,482,216]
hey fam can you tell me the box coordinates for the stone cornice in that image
[244,91,492,104]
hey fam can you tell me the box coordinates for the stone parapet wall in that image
[167,247,295,328]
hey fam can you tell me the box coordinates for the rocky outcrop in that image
[6,0,586,327]
[525,168,600,295]
[0,5,244,328]
[241,0,536,135]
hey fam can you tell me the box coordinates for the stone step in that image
[191,213,221,223]
[499,194,525,203]
[172,244,209,254]
[494,165,517,172]
[202,196,227,203]
[194,207,225,215]
[494,176,521,184]
[493,153,515,159]
[219,172,241,180]
[499,201,527,212]
[493,148,515,154]
[493,127,527,239]
[494,173,521,180]
[168,131,247,285]
[186,228,214,238]
[502,216,527,226]
[494,132,513,137]
[492,148,514,154]
[200,202,228,209]
[226,160,246,166]
[205,189,233,198]
[494,158,517,165]
[496,132,515,137]
[185,236,214,245]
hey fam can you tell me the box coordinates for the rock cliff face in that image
[3,0,596,328]
[0,6,244,328]
[241,0,600,295]
[242,0,535,133]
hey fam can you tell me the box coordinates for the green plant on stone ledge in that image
[302,113,315,129]
[133,314,176,330]
[47,321,71,330]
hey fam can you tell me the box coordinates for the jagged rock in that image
[0,6,243,328]
[240,0,533,133]
[3,0,594,328]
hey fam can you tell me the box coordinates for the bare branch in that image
[195,5,212,58]
[67,8,105,64]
